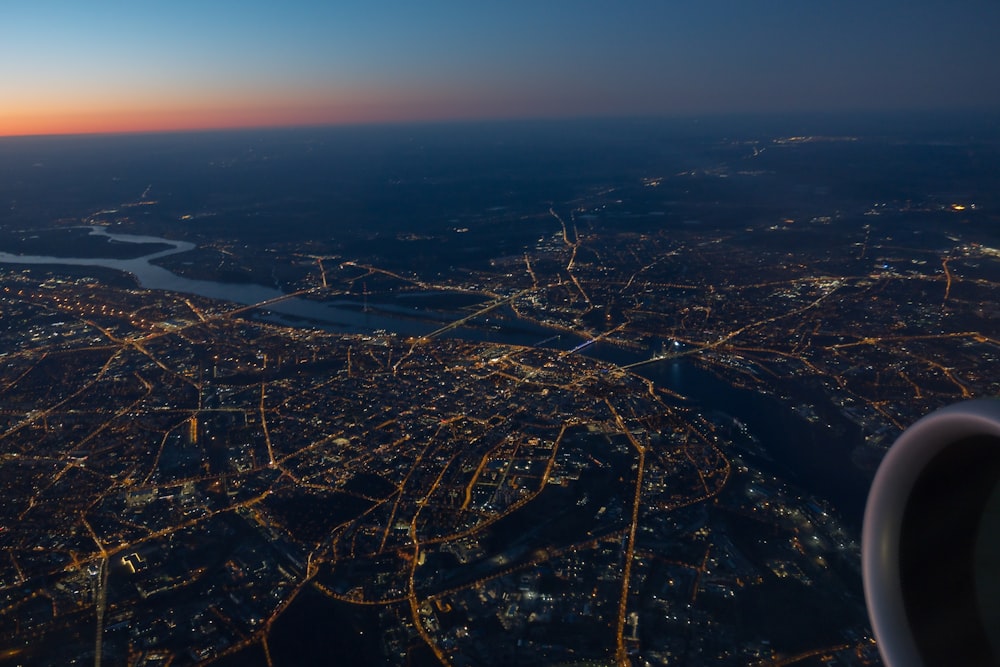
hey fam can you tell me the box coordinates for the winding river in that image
[0,227,552,342]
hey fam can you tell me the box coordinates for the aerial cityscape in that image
[2,0,1000,664]
[0,117,998,664]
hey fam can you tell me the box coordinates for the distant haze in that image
[3,0,1000,137]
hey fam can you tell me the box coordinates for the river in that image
[0,227,871,523]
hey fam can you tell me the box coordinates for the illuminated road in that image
[606,399,646,667]
[93,555,108,667]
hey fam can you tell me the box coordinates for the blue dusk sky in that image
[2,0,999,136]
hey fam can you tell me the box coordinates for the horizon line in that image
[2,106,999,141]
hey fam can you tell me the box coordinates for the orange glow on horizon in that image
[0,84,601,138]
[0,103,416,138]
[0,95,536,138]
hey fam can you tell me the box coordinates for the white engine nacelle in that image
[863,399,1000,666]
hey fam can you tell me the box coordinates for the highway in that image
[605,399,647,667]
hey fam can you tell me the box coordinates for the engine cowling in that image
[862,398,1000,667]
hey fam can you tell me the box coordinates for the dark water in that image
[581,341,871,526]
[638,357,868,524]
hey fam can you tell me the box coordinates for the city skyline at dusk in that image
[4,0,1000,137]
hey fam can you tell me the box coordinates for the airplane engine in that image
[863,398,1000,666]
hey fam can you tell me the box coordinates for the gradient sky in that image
[3,0,1000,136]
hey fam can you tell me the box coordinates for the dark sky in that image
[3,0,1000,136]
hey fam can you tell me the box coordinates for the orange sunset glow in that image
[0,90,444,137]
[0,86,605,138]
[2,1,998,138]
